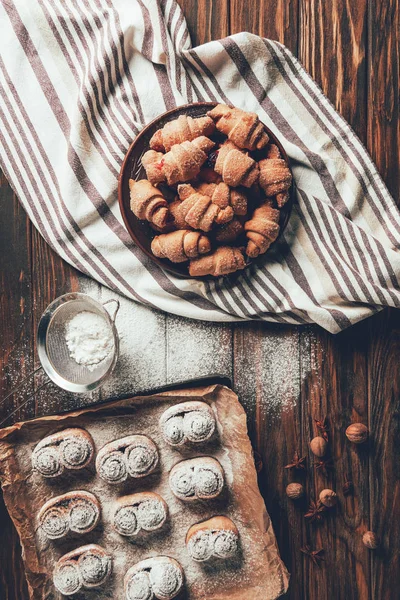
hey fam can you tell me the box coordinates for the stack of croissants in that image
[129,104,292,277]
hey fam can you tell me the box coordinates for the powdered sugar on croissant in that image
[150,115,215,152]
[258,158,292,197]
[151,230,211,263]
[244,203,280,257]
[189,246,246,277]
[214,141,259,188]
[176,184,234,231]
[208,104,269,151]
[129,179,169,229]
[142,136,215,186]
[195,182,248,216]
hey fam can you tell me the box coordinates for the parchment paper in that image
[0,384,289,600]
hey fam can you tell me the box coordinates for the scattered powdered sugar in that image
[188,531,213,562]
[126,444,158,475]
[126,571,152,600]
[41,507,69,539]
[65,311,114,371]
[98,450,128,484]
[195,467,222,497]
[184,410,215,442]
[69,500,98,533]
[53,562,81,595]
[136,499,166,530]
[60,436,92,467]
[213,530,238,558]
[114,506,138,536]
[163,415,185,445]
[150,562,183,598]
[80,552,110,585]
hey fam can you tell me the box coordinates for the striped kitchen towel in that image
[0,0,399,334]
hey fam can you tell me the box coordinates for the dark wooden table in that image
[1,1,399,599]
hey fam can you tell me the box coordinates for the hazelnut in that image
[319,488,338,507]
[362,531,378,549]
[310,437,328,457]
[286,483,304,500]
[346,423,368,444]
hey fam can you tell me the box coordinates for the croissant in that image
[265,143,281,159]
[214,141,259,188]
[169,199,190,230]
[258,158,292,197]
[177,184,234,231]
[195,182,248,216]
[244,203,280,257]
[214,218,244,244]
[189,246,246,277]
[129,179,169,229]
[151,230,211,263]
[141,150,166,185]
[142,136,215,186]
[150,115,215,152]
[208,103,269,151]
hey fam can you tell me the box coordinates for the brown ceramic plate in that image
[118,102,294,278]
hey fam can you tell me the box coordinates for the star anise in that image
[301,545,325,566]
[253,450,263,473]
[304,500,327,524]
[314,416,329,442]
[284,451,306,472]
[343,475,354,496]
[314,457,334,476]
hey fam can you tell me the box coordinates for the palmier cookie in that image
[38,490,101,540]
[32,428,94,478]
[53,544,112,596]
[160,401,216,447]
[186,516,239,562]
[96,435,159,485]
[169,456,224,502]
[113,492,168,537]
[124,556,184,600]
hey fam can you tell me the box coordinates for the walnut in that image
[319,489,338,508]
[346,423,368,444]
[362,531,379,549]
[310,437,328,457]
[286,483,304,500]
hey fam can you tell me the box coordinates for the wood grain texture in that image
[179,0,229,44]
[366,5,400,598]
[0,1,399,599]
[229,0,299,55]
[0,173,31,599]
[367,0,399,206]
[299,0,368,143]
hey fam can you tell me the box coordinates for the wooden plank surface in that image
[0,1,399,599]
